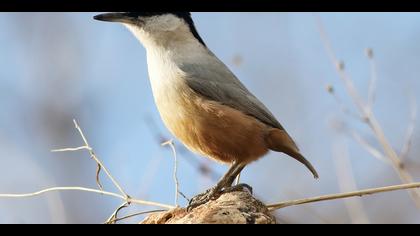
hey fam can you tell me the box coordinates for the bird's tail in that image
[265,128,319,179]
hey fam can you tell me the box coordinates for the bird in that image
[94,12,319,209]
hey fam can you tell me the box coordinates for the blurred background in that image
[0,12,419,224]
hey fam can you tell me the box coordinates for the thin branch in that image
[0,186,174,210]
[144,114,221,182]
[326,85,362,121]
[127,198,174,209]
[332,139,370,223]
[107,209,165,224]
[72,119,127,197]
[267,182,420,211]
[314,14,420,208]
[1,119,177,224]
[51,119,176,219]
[162,139,181,206]
[51,146,90,152]
[366,48,378,110]
[105,201,130,224]
[282,190,332,223]
[53,145,103,191]
[0,186,121,199]
[349,130,390,164]
[401,94,417,161]
[96,164,103,191]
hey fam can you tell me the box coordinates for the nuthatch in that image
[94,12,318,209]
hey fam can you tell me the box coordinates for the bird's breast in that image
[145,51,269,164]
[146,55,194,135]
[147,66,268,163]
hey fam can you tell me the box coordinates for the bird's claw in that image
[222,183,253,194]
[186,183,253,211]
[187,187,220,211]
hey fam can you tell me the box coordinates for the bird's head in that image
[94,12,206,48]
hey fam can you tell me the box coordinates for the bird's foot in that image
[187,187,221,211]
[187,183,253,211]
[222,183,253,195]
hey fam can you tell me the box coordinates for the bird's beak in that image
[93,12,135,23]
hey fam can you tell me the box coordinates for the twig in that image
[96,164,103,191]
[326,85,362,121]
[0,186,170,209]
[366,48,378,110]
[144,115,221,182]
[282,190,332,223]
[162,139,181,206]
[107,209,165,224]
[51,146,90,152]
[73,119,127,197]
[52,120,127,196]
[1,119,179,223]
[267,182,420,211]
[349,130,389,164]
[0,186,121,199]
[332,138,370,223]
[401,94,417,161]
[105,202,130,224]
[51,119,176,221]
[128,198,174,209]
[0,186,174,210]
[52,145,103,191]
[314,14,420,208]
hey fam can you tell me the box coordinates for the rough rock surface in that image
[140,189,276,224]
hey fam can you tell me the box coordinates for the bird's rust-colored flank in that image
[159,88,269,164]
[158,86,317,177]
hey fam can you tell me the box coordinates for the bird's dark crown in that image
[125,12,206,47]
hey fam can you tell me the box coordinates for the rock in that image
[140,189,276,224]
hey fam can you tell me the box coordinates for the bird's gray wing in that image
[180,60,284,130]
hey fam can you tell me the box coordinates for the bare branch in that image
[267,182,420,211]
[71,119,127,197]
[314,14,420,208]
[332,139,370,223]
[401,94,417,161]
[128,198,174,209]
[2,119,184,224]
[0,186,121,199]
[162,139,181,206]
[96,164,103,191]
[349,130,390,164]
[144,114,221,182]
[313,14,337,70]
[105,201,130,224]
[51,146,90,152]
[53,144,104,191]
[0,186,174,210]
[366,48,378,110]
[107,209,165,224]
[326,84,362,121]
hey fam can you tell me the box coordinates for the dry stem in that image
[314,14,420,208]
[1,119,174,224]
[267,182,420,211]
[162,139,182,206]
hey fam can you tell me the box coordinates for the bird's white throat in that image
[123,22,211,108]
